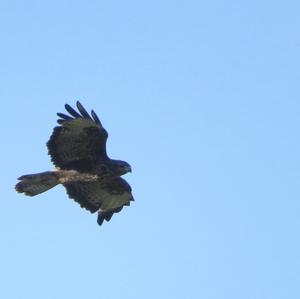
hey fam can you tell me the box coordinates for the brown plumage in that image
[15,101,133,225]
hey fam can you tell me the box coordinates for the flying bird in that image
[15,101,133,225]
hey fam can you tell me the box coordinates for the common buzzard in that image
[15,101,133,225]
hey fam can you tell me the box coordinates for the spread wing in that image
[47,101,108,172]
[63,177,134,225]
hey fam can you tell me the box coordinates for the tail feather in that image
[15,171,59,196]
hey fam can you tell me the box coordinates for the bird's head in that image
[111,160,132,176]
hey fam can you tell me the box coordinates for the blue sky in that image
[1,1,299,298]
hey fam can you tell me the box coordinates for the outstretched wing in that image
[64,177,134,225]
[47,101,108,172]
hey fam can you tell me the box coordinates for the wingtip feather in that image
[59,102,103,127]
[76,101,92,119]
[91,110,102,125]
[57,112,73,120]
[65,103,82,118]
[97,211,105,225]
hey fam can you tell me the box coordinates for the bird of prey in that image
[15,101,133,225]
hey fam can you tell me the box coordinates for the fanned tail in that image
[15,171,59,196]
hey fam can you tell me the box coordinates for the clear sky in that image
[1,1,299,298]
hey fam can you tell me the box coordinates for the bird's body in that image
[15,101,133,225]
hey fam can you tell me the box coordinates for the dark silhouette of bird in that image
[15,101,133,225]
